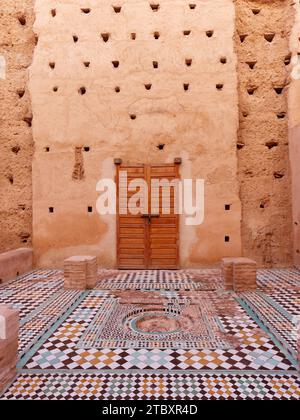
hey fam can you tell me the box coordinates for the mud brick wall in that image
[0,1,35,252]
[31,0,242,268]
[0,0,298,269]
[235,0,294,266]
[288,1,300,269]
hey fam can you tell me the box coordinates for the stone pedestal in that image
[0,306,19,394]
[221,257,257,292]
[221,258,235,291]
[233,258,257,292]
[85,256,98,290]
[64,256,98,290]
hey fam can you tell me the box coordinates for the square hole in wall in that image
[12,146,20,154]
[150,4,160,12]
[113,6,122,13]
[78,87,87,95]
[225,204,231,211]
[49,207,54,213]
[284,54,291,65]
[88,206,93,213]
[17,89,25,98]
[277,112,286,119]
[101,33,110,42]
[81,8,91,14]
[225,236,230,243]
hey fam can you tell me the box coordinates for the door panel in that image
[117,165,148,269]
[148,164,179,269]
[116,163,179,269]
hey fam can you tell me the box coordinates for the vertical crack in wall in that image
[234,0,294,266]
[0,1,35,252]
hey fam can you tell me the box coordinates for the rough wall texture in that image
[0,1,35,252]
[31,0,242,268]
[1,1,297,269]
[235,0,294,266]
[288,1,300,269]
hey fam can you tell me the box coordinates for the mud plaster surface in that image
[0,1,35,252]
[31,0,242,268]
[0,1,298,269]
[235,0,294,266]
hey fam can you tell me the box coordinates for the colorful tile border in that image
[2,371,299,400]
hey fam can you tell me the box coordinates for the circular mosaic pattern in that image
[130,313,181,335]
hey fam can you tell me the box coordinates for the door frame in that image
[115,161,181,270]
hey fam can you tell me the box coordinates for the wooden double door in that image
[117,163,180,269]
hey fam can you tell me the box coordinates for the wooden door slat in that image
[117,163,179,269]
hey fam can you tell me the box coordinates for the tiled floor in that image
[0,268,299,400]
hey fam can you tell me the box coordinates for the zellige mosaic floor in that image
[0,268,299,400]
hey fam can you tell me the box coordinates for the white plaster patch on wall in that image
[0,315,5,339]
[291,55,300,80]
[0,55,6,79]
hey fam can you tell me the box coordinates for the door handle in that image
[141,214,160,225]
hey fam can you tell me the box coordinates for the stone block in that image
[221,258,235,291]
[64,256,98,290]
[0,306,19,394]
[85,256,98,290]
[221,257,257,292]
[0,248,33,284]
[233,258,257,292]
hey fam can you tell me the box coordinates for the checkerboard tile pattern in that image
[96,270,221,291]
[239,291,299,360]
[2,372,300,400]
[18,290,82,357]
[21,289,293,372]
[0,268,299,400]
[24,346,293,371]
[0,270,63,319]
